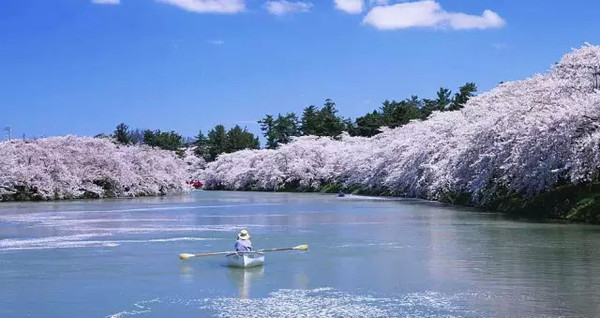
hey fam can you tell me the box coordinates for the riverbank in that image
[199,45,600,224]
[202,182,600,224]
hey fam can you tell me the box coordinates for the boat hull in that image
[226,252,265,268]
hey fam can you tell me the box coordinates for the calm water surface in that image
[1,191,599,317]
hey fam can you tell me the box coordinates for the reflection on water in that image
[179,264,195,283]
[227,267,265,299]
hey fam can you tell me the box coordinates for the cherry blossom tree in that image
[201,44,600,209]
[0,136,194,201]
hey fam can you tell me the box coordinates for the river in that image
[1,191,599,317]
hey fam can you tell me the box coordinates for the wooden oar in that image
[179,251,232,259]
[179,244,308,260]
[258,244,308,253]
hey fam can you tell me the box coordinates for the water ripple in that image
[106,288,479,318]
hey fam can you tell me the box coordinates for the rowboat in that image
[225,251,265,268]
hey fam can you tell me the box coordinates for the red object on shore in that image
[187,180,203,188]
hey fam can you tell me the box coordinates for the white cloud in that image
[334,0,363,14]
[156,0,245,14]
[91,0,120,4]
[207,39,225,45]
[363,1,505,30]
[266,1,312,16]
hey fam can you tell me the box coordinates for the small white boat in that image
[225,252,265,268]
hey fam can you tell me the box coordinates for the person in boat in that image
[234,229,252,252]
[337,191,345,197]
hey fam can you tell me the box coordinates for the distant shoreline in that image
[200,185,600,225]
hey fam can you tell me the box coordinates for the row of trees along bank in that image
[102,82,477,160]
[103,123,260,161]
[258,83,476,148]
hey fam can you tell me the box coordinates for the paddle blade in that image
[294,244,308,251]
[179,253,196,260]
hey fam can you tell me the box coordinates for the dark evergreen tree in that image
[343,118,357,136]
[258,115,277,149]
[207,125,228,161]
[259,113,300,149]
[226,125,260,153]
[380,99,420,128]
[300,105,319,135]
[114,123,131,145]
[353,111,383,137]
[420,98,436,120]
[435,87,453,111]
[274,113,301,144]
[449,82,477,110]
[142,129,183,151]
[315,99,345,137]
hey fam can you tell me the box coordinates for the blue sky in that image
[1,0,599,140]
